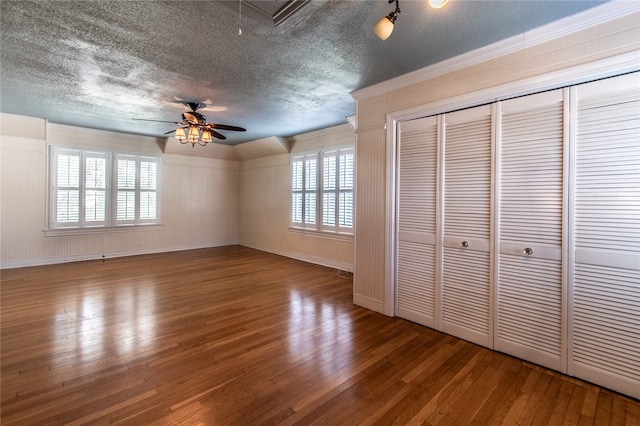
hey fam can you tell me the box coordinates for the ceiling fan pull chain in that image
[238,0,243,36]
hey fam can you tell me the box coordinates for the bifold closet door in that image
[441,105,493,347]
[396,116,438,327]
[496,90,565,371]
[571,72,640,399]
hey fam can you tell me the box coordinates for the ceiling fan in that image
[135,102,246,147]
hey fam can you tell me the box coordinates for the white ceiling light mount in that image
[374,0,401,41]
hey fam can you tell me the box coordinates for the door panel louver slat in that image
[497,94,564,370]
[571,75,640,399]
[442,106,492,347]
[498,255,562,356]
[442,249,490,336]
[397,242,436,325]
[443,114,491,241]
[574,264,640,379]
[396,117,438,327]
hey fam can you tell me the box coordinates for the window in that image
[49,147,160,230]
[291,146,354,234]
[115,154,158,224]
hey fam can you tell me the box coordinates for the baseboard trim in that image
[1,240,355,274]
[353,294,386,315]
[239,241,353,273]
[0,241,239,269]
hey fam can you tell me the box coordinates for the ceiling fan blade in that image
[163,126,188,135]
[163,123,189,135]
[132,118,179,124]
[209,123,246,132]
[209,129,227,140]
[134,107,244,141]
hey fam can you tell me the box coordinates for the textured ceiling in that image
[0,0,606,145]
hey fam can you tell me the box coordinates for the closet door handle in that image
[523,247,534,256]
[460,241,469,248]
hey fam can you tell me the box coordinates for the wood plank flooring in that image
[1,246,638,425]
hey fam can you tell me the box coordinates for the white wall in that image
[0,115,240,268]
[239,124,355,272]
[351,3,640,314]
[0,116,355,271]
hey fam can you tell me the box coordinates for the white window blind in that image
[84,153,108,225]
[49,147,160,230]
[54,150,81,225]
[291,146,354,235]
[291,152,318,229]
[304,156,317,225]
[321,147,354,232]
[117,156,137,223]
[140,159,158,221]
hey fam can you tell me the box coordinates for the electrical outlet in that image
[137,242,143,248]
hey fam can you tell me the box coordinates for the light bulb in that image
[428,0,449,9]
[374,16,394,40]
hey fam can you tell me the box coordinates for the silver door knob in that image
[460,241,469,248]
[523,247,534,256]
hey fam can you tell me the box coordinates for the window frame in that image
[47,146,161,234]
[290,145,354,236]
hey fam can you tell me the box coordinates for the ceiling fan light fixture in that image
[145,101,246,147]
[374,0,400,40]
[174,127,187,143]
[187,126,200,146]
[200,129,212,144]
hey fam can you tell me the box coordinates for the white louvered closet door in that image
[396,116,438,327]
[497,90,565,371]
[571,72,640,400]
[442,105,493,347]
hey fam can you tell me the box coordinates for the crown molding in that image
[351,0,640,100]
[289,123,353,142]
[386,51,640,125]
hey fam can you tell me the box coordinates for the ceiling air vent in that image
[220,1,310,27]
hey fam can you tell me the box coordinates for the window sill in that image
[44,224,164,237]
[288,227,354,242]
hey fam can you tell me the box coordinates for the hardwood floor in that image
[1,246,638,425]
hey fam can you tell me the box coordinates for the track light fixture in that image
[374,0,451,40]
[374,0,401,41]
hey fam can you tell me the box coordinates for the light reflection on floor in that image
[52,280,157,369]
[288,289,353,377]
